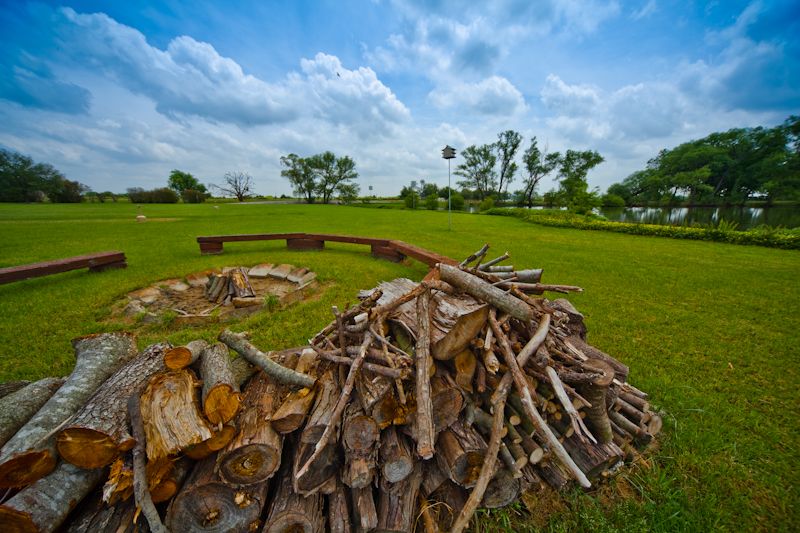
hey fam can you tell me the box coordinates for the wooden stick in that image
[296,333,372,481]
[314,350,404,379]
[489,315,591,489]
[438,264,533,322]
[127,395,166,533]
[415,288,436,459]
[219,329,315,389]
[477,252,510,270]
[499,281,583,293]
[459,243,490,268]
[545,366,596,444]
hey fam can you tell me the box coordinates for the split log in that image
[561,432,624,480]
[454,349,476,392]
[372,278,489,361]
[140,369,213,462]
[436,419,487,488]
[327,478,353,533]
[438,264,533,322]
[0,380,31,399]
[352,486,378,532]
[429,371,464,433]
[199,342,241,424]
[293,371,341,494]
[151,457,192,503]
[230,267,255,298]
[341,403,379,488]
[482,467,520,509]
[415,288,435,459]
[166,454,269,533]
[219,329,315,389]
[263,459,324,533]
[0,332,138,488]
[0,461,105,532]
[217,371,283,486]
[0,377,64,448]
[164,339,208,370]
[57,343,169,469]
[184,425,236,460]
[379,426,414,483]
[376,463,422,533]
[128,395,166,533]
[575,360,615,445]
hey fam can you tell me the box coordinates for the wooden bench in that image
[0,251,127,285]
[196,233,457,267]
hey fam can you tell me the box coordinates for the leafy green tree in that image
[424,194,439,210]
[521,137,560,207]
[449,192,465,211]
[404,190,420,209]
[337,182,360,204]
[556,149,604,212]
[280,154,317,203]
[420,181,439,199]
[494,130,522,197]
[455,144,497,200]
[168,170,206,195]
[0,149,87,203]
[308,151,358,204]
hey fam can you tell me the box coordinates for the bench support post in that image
[199,242,224,255]
[286,238,324,251]
[371,245,405,263]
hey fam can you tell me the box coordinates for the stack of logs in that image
[0,245,660,532]
[205,267,256,306]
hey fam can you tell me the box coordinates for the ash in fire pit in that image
[119,263,318,326]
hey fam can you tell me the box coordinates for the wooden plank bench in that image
[0,251,127,285]
[195,233,458,267]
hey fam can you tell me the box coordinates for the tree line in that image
[606,116,800,206]
[0,149,88,203]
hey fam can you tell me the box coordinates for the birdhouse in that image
[442,145,456,159]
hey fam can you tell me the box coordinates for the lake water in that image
[597,206,800,230]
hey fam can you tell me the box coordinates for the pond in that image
[597,206,800,230]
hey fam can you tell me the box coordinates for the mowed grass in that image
[0,202,798,532]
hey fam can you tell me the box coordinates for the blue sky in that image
[1,0,798,196]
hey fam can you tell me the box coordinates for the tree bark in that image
[219,329,315,389]
[436,419,487,488]
[481,467,520,509]
[351,485,378,532]
[217,371,283,486]
[199,342,241,425]
[376,463,423,533]
[327,477,353,533]
[576,360,615,445]
[341,403,379,488]
[57,343,168,469]
[230,267,255,298]
[270,349,319,434]
[0,332,138,488]
[65,489,147,533]
[0,380,31,399]
[166,454,269,533]
[438,264,533,322]
[561,432,624,480]
[414,288,435,459]
[0,461,105,532]
[164,340,208,370]
[379,426,414,483]
[128,395,166,533]
[0,377,64,448]
[140,369,213,462]
[262,459,324,533]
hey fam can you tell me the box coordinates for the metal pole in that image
[448,158,452,230]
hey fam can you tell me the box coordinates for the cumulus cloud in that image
[429,76,526,116]
[55,8,408,134]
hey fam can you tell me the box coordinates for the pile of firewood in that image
[0,245,660,532]
[205,267,256,305]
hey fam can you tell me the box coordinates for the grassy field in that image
[0,202,798,531]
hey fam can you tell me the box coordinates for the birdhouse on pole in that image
[442,145,456,159]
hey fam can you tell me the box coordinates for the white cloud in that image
[429,76,527,116]
[631,0,657,21]
[540,74,601,116]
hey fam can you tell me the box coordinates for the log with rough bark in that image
[219,329,315,389]
[140,369,213,462]
[414,288,435,459]
[0,461,105,532]
[438,264,533,322]
[271,348,319,433]
[65,489,147,533]
[573,360,615,445]
[128,394,166,533]
[376,463,423,533]
[342,403,379,488]
[164,339,208,370]
[263,459,324,533]
[198,342,241,425]
[0,332,138,488]
[352,485,378,532]
[230,267,255,298]
[56,343,169,469]
[436,419,487,488]
[327,477,353,533]
[481,467,520,509]
[166,454,269,533]
[217,371,283,486]
[0,380,31,399]
[379,426,414,483]
[0,377,64,448]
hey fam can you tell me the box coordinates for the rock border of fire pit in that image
[122,263,318,326]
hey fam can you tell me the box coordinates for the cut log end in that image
[0,451,56,488]
[57,428,130,469]
[218,444,281,486]
[203,385,241,425]
[184,425,236,460]
[0,506,37,533]
[164,347,193,369]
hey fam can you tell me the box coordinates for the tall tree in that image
[0,149,86,203]
[167,170,205,194]
[214,171,253,202]
[308,151,358,204]
[494,130,522,197]
[454,144,497,200]
[557,149,604,211]
[521,137,560,207]
[280,154,316,203]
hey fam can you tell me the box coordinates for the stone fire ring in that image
[122,263,317,325]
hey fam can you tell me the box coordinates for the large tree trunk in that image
[198,342,241,425]
[140,369,213,462]
[217,371,283,486]
[262,459,325,533]
[0,461,105,532]
[166,454,268,533]
[57,343,169,469]
[0,332,138,488]
[0,377,64,448]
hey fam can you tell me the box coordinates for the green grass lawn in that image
[1,202,798,531]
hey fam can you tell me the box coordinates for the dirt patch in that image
[111,263,320,327]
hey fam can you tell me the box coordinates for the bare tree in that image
[214,171,253,202]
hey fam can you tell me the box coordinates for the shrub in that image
[127,187,179,203]
[181,189,208,203]
[450,192,465,211]
[404,192,420,209]
[478,197,495,212]
[424,195,440,210]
